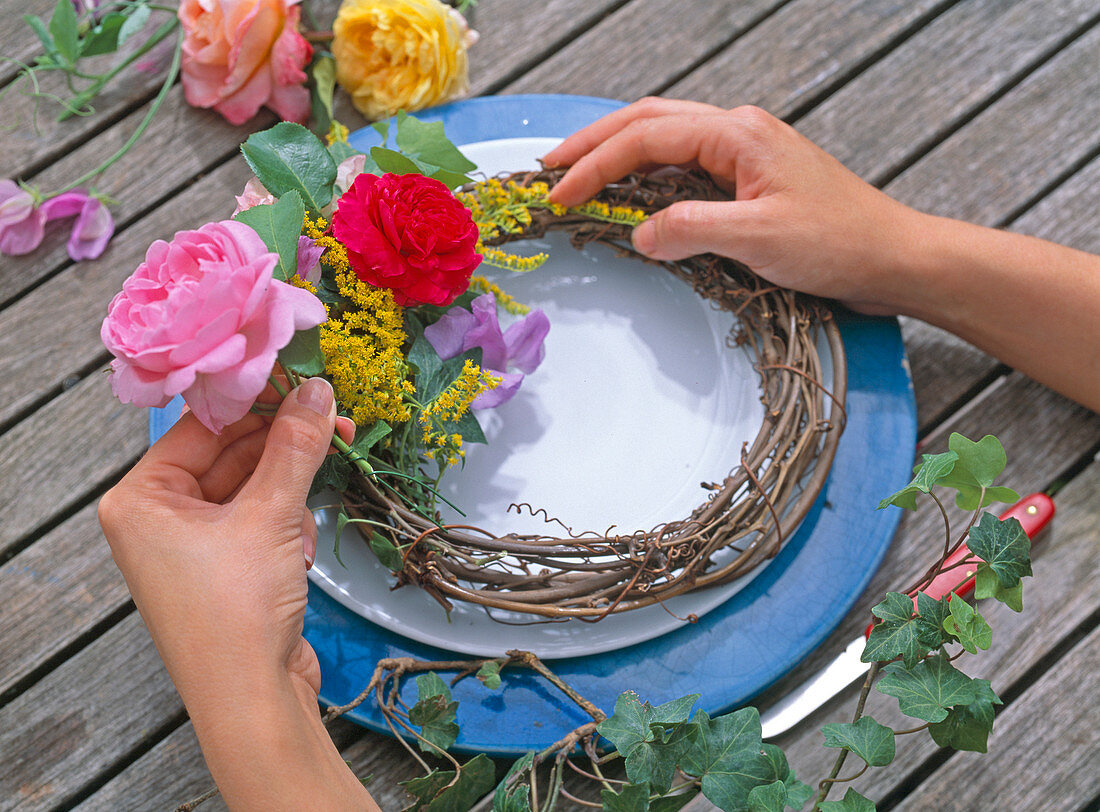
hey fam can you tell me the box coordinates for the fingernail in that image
[297,377,334,416]
[632,221,656,255]
[304,535,316,570]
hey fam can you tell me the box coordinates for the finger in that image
[138,409,267,484]
[238,377,337,513]
[196,425,270,503]
[542,97,726,169]
[549,112,740,206]
[301,507,318,570]
[631,198,766,264]
[330,416,356,455]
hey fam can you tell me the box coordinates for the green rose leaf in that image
[371,146,433,177]
[913,592,956,649]
[407,672,459,754]
[401,753,495,812]
[876,654,979,723]
[862,592,925,668]
[476,661,502,689]
[974,564,1024,612]
[443,408,487,446]
[928,679,1002,753]
[937,433,1019,510]
[277,325,325,378]
[48,0,79,62]
[821,716,896,767]
[395,113,476,175]
[309,54,336,132]
[941,597,992,654]
[966,513,1032,588]
[492,752,533,812]
[240,123,337,215]
[234,190,306,282]
[818,787,877,812]
[601,782,651,812]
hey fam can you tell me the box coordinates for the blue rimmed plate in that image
[150,94,916,755]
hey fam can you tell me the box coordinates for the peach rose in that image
[179,0,313,126]
[331,0,477,120]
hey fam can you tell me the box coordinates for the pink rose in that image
[232,176,276,214]
[101,219,326,433]
[179,0,312,126]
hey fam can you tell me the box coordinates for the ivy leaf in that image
[492,752,533,812]
[913,592,956,649]
[862,592,924,668]
[651,789,700,812]
[677,707,762,780]
[401,754,494,812]
[966,513,1032,588]
[746,780,788,812]
[877,451,958,510]
[821,716,896,767]
[784,775,815,809]
[937,433,1019,510]
[407,673,459,754]
[234,189,306,282]
[597,692,695,793]
[974,564,1024,612]
[941,598,992,654]
[48,0,79,63]
[368,532,404,572]
[700,743,795,812]
[651,694,700,725]
[476,661,502,689]
[240,123,337,215]
[601,782,651,812]
[277,325,325,377]
[818,787,877,812]
[928,679,1002,753]
[310,453,351,497]
[876,654,979,723]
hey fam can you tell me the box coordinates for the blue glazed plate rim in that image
[149,94,917,756]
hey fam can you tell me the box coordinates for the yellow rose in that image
[332,0,477,120]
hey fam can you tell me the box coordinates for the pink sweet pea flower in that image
[0,180,47,256]
[295,235,324,284]
[179,0,313,126]
[424,293,549,409]
[101,219,327,433]
[40,191,115,260]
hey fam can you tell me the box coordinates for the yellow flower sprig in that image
[419,359,501,467]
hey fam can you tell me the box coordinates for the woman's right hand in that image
[544,97,929,316]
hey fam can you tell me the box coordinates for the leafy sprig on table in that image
[292,432,1031,812]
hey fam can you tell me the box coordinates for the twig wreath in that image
[341,167,848,620]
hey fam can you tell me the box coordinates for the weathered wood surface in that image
[504,0,784,99]
[3,0,1099,810]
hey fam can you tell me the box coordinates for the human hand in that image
[98,378,375,809]
[544,98,929,316]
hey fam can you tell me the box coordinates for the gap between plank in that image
[867,10,1100,190]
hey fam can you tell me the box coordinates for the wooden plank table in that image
[1,1,1097,809]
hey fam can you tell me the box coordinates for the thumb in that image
[239,377,337,511]
[631,199,757,262]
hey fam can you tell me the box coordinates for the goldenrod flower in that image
[331,0,477,120]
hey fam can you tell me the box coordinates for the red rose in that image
[332,172,481,306]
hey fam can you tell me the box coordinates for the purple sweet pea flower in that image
[425,293,550,409]
[296,235,325,284]
[40,190,115,261]
[0,180,47,256]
